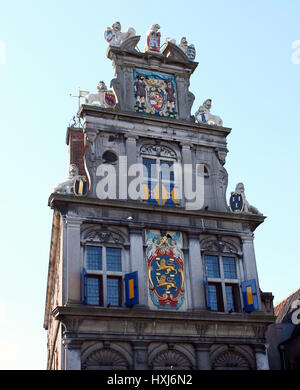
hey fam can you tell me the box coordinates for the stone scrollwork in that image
[212,350,250,370]
[215,147,228,166]
[150,349,192,370]
[140,144,176,158]
[82,348,129,370]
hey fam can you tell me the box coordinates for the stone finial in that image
[195,99,223,127]
[234,182,262,215]
[85,81,116,109]
[53,164,79,195]
[104,21,136,47]
[145,24,161,52]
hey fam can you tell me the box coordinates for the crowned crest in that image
[146,230,184,309]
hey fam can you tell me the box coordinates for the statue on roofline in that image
[104,21,136,47]
[195,99,223,127]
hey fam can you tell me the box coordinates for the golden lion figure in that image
[156,258,177,275]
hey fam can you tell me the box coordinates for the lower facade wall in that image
[61,339,264,370]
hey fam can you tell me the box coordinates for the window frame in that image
[204,253,242,313]
[84,244,123,307]
[141,155,180,207]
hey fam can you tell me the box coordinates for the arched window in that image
[140,144,179,207]
[82,229,126,307]
[201,238,242,313]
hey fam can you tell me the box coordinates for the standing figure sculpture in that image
[134,74,147,111]
[195,99,223,126]
[165,79,176,115]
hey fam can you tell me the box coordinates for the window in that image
[205,255,241,313]
[84,245,123,307]
[143,157,178,207]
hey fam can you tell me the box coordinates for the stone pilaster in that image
[132,341,149,370]
[241,234,261,309]
[65,217,82,304]
[63,339,82,370]
[195,343,211,370]
[130,228,147,307]
[188,233,206,310]
[254,344,270,370]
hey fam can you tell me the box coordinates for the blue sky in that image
[0,0,299,369]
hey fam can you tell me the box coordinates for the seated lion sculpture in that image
[195,99,223,127]
[234,182,262,215]
[85,81,107,107]
[52,164,79,194]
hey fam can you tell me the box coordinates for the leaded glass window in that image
[106,247,122,272]
[86,245,102,270]
[222,257,237,279]
[205,255,220,278]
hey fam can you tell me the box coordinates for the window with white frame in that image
[205,254,241,313]
[84,245,123,307]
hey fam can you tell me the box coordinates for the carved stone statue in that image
[195,99,223,126]
[85,81,116,109]
[145,24,161,52]
[52,164,79,194]
[104,21,136,47]
[178,37,196,61]
[234,183,262,215]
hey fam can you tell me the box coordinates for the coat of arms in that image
[146,230,184,309]
[133,70,177,118]
[104,91,116,109]
[73,176,88,196]
[229,192,244,213]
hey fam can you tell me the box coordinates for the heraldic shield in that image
[229,192,244,213]
[73,176,88,196]
[146,230,184,309]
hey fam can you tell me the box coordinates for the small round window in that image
[102,150,118,163]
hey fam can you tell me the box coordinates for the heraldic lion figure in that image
[85,81,107,106]
[195,99,223,127]
[53,164,79,194]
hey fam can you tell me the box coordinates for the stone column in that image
[65,217,82,304]
[122,65,135,112]
[132,341,149,370]
[63,340,82,370]
[129,228,147,307]
[195,343,211,370]
[241,234,261,309]
[254,345,270,370]
[188,233,206,310]
[180,143,193,209]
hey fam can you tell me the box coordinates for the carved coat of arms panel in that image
[145,230,184,310]
[133,69,178,119]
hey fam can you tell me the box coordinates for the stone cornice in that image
[48,193,266,232]
[53,304,275,326]
[78,105,231,137]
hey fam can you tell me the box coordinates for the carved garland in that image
[140,144,176,158]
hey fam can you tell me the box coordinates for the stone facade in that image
[44,28,274,370]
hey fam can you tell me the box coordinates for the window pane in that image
[160,160,174,182]
[143,158,158,205]
[86,277,100,305]
[107,278,120,306]
[222,257,237,279]
[225,285,235,312]
[205,255,220,278]
[106,247,122,272]
[208,284,219,311]
[86,246,102,270]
